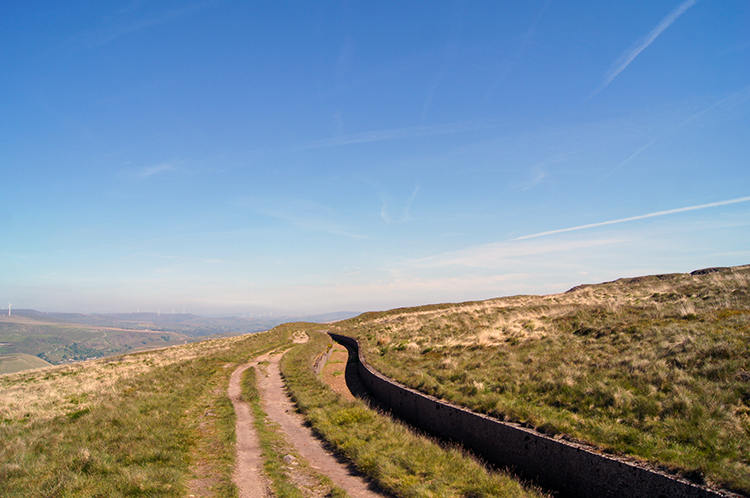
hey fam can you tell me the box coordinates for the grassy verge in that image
[333,267,750,495]
[240,361,347,498]
[279,326,547,498]
[184,360,239,498]
[0,329,293,497]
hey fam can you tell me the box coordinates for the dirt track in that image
[229,335,387,497]
[229,360,271,498]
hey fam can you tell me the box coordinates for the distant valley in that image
[0,309,358,374]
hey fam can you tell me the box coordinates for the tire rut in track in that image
[229,360,272,498]
[256,351,388,497]
[230,337,388,498]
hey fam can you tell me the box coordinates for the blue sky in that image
[2,1,749,315]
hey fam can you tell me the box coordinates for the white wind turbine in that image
[7,303,11,316]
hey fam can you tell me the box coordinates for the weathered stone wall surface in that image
[312,341,333,376]
[329,333,734,498]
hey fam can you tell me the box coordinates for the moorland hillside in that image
[332,265,750,495]
[0,323,545,498]
[1,265,747,497]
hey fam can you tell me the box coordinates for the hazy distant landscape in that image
[0,310,357,373]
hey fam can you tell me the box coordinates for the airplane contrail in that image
[304,121,496,148]
[594,0,699,94]
[514,195,750,240]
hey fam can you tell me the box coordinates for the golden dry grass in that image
[334,265,750,495]
[0,335,249,423]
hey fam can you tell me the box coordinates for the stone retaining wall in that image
[312,342,334,376]
[329,333,735,498]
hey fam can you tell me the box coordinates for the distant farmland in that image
[0,314,190,371]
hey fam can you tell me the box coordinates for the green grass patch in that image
[279,327,546,498]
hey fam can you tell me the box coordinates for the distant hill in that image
[0,309,362,373]
[10,310,278,336]
[0,313,193,369]
[11,310,361,336]
[0,353,52,375]
[287,311,360,323]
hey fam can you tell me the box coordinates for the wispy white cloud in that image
[138,163,175,179]
[403,185,420,221]
[422,41,459,123]
[234,196,366,238]
[603,84,750,178]
[304,121,497,148]
[678,83,750,126]
[379,197,390,225]
[379,185,421,225]
[603,138,659,178]
[521,170,548,191]
[413,238,621,270]
[594,0,699,95]
[117,162,176,180]
[487,0,550,96]
[64,2,213,50]
[139,252,240,266]
[514,195,750,240]
[193,272,538,314]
